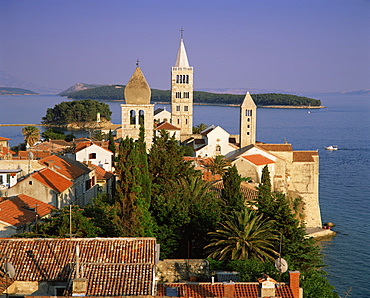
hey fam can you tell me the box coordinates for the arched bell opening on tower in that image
[139,110,145,125]
[130,110,136,126]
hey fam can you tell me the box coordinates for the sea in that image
[0,93,369,297]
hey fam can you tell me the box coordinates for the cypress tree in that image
[222,165,244,213]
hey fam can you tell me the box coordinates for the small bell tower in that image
[171,29,193,135]
[240,91,256,148]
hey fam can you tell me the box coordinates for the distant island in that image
[61,83,322,107]
[0,87,39,95]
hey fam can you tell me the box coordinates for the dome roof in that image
[124,67,151,104]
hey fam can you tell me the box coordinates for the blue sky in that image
[0,0,369,93]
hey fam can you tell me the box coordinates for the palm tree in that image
[22,125,40,147]
[204,155,231,176]
[192,123,208,134]
[205,208,278,261]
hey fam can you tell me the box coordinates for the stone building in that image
[117,65,154,149]
[170,36,193,135]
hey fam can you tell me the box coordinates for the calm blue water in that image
[0,94,369,297]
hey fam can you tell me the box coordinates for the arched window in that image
[180,75,183,83]
[176,75,179,83]
[139,110,145,125]
[130,110,136,125]
[216,145,221,155]
[186,75,189,84]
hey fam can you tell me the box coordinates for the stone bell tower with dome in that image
[118,62,154,149]
[171,29,193,135]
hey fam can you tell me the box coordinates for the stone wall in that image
[156,259,211,283]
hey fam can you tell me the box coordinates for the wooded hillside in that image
[65,85,322,106]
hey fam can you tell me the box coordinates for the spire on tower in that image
[174,30,190,68]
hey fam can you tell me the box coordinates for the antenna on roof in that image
[3,259,16,297]
[275,233,288,284]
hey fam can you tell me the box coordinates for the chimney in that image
[289,271,301,298]
[72,278,87,296]
[258,274,276,297]
[223,282,235,298]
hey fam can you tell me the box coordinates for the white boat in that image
[325,145,338,151]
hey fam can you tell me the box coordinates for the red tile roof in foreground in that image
[66,263,154,296]
[293,151,318,162]
[242,154,275,166]
[157,282,295,298]
[0,137,10,141]
[39,155,90,180]
[0,238,157,295]
[0,194,56,227]
[257,143,293,152]
[31,168,73,192]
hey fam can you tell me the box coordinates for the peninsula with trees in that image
[0,87,39,95]
[61,83,322,107]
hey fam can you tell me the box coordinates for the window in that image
[0,175,3,184]
[216,145,221,155]
[246,110,252,116]
[176,75,179,83]
[176,106,180,111]
[247,118,250,122]
[89,153,96,159]
[176,92,181,98]
[247,125,250,128]
[186,75,189,84]
[184,92,189,98]
[130,110,136,125]
[139,110,144,125]
[177,119,180,125]
[184,106,188,111]
[247,132,250,135]
[29,181,33,185]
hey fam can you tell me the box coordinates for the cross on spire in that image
[180,28,184,39]
[136,59,140,67]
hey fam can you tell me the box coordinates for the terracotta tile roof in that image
[31,168,73,192]
[0,137,10,141]
[31,141,67,153]
[242,154,275,166]
[0,237,157,281]
[66,263,154,296]
[155,121,181,130]
[157,282,294,298]
[257,143,293,151]
[39,155,90,180]
[293,151,318,162]
[91,164,114,180]
[74,142,112,154]
[0,194,56,228]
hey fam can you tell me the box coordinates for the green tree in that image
[255,168,323,273]
[192,123,208,134]
[222,165,244,213]
[22,125,40,147]
[205,208,278,261]
[108,130,116,154]
[205,155,231,176]
[42,128,66,140]
[176,176,223,258]
[148,130,199,258]
[114,134,155,237]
